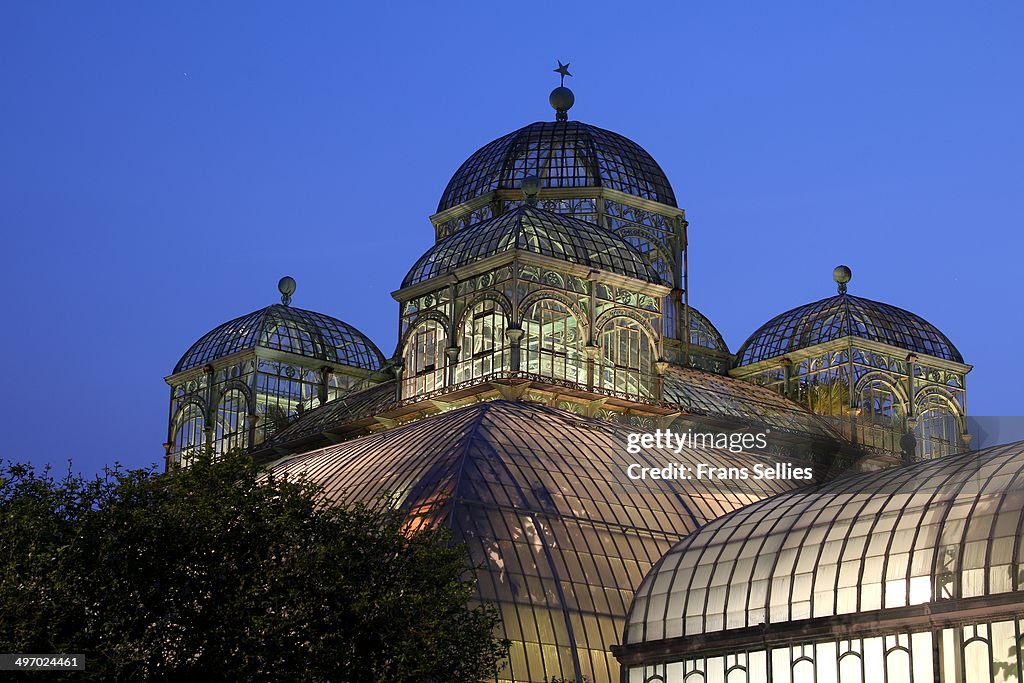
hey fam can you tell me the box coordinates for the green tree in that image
[0,454,509,682]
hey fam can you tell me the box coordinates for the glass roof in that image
[266,400,805,683]
[260,364,844,460]
[735,293,964,365]
[403,205,665,288]
[624,439,1024,646]
[268,380,397,444]
[174,304,385,374]
[438,121,677,212]
[662,365,841,439]
[686,306,729,352]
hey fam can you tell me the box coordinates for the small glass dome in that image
[402,205,666,288]
[438,120,677,212]
[735,293,964,366]
[173,304,385,374]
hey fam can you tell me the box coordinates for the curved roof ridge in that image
[402,204,666,288]
[622,439,1024,645]
[265,399,812,682]
[735,292,964,365]
[438,120,677,211]
[173,303,386,374]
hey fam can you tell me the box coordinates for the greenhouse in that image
[162,70,997,682]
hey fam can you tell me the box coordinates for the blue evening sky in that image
[2,2,1021,475]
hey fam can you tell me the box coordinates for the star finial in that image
[554,60,572,87]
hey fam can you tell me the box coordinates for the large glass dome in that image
[265,400,813,683]
[402,204,666,288]
[174,304,385,374]
[437,120,677,212]
[735,293,964,366]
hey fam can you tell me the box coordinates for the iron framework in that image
[438,121,677,212]
[404,205,666,288]
[174,304,385,373]
[166,304,387,466]
[266,400,810,683]
[618,440,1024,683]
[735,294,964,366]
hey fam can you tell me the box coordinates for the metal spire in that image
[550,61,575,122]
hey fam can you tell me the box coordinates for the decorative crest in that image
[549,61,575,122]
[553,60,572,86]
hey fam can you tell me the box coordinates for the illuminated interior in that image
[265,401,816,683]
[732,285,970,462]
[617,441,1024,682]
[166,303,387,465]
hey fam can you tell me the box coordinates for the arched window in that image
[915,396,962,459]
[255,361,313,439]
[457,300,508,383]
[725,663,747,683]
[403,320,446,398]
[860,381,900,423]
[858,379,904,455]
[962,638,991,682]
[521,299,583,384]
[797,366,849,418]
[838,651,863,683]
[215,389,248,455]
[619,233,675,338]
[883,645,911,682]
[173,403,205,468]
[600,316,655,399]
[688,313,724,351]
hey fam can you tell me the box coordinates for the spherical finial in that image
[833,265,852,294]
[549,86,575,121]
[278,275,296,306]
[522,174,541,205]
